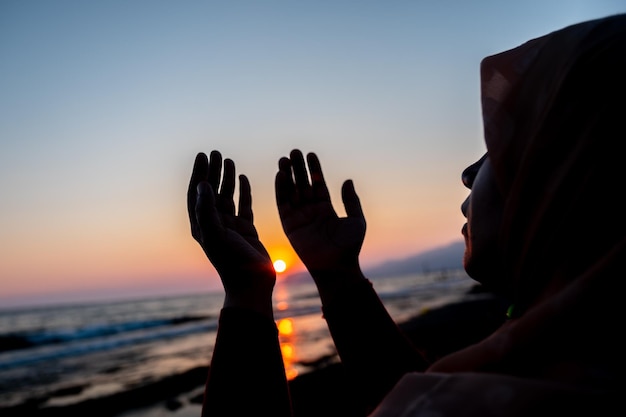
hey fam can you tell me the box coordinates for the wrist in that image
[224,291,275,320]
[309,265,368,306]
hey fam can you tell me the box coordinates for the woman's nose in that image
[461,153,487,189]
[461,167,475,188]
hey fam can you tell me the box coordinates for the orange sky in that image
[2,2,623,308]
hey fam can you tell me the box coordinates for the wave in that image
[0,273,474,372]
[0,317,220,370]
[0,301,328,370]
[0,315,209,354]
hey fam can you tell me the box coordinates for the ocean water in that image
[0,269,475,410]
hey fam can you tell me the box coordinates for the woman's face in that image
[461,154,506,291]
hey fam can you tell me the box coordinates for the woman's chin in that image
[464,249,498,287]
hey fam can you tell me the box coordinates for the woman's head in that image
[462,14,626,309]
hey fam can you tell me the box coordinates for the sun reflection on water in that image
[275,281,300,380]
[277,317,298,380]
[273,277,343,380]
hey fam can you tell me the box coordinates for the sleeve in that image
[202,307,292,417]
[368,372,615,417]
[321,279,429,413]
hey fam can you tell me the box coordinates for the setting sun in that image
[273,259,287,273]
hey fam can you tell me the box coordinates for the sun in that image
[273,259,287,273]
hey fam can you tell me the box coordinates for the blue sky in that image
[1,1,624,307]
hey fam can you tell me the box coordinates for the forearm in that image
[317,272,429,411]
[202,307,292,417]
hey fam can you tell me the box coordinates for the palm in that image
[283,201,365,270]
[276,150,366,274]
[210,214,272,277]
[188,152,274,294]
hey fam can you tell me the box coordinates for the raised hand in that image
[276,150,427,407]
[188,151,275,316]
[275,149,366,283]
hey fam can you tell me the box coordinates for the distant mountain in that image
[283,240,465,283]
[365,240,465,279]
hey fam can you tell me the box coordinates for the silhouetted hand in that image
[275,149,366,286]
[188,151,275,316]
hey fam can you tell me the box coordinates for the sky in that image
[1,1,624,308]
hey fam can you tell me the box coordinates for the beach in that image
[0,270,508,417]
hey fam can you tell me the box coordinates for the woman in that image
[188,13,625,416]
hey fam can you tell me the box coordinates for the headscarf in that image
[480,13,626,314]
[368,16,626,416]
[430,14,626,382]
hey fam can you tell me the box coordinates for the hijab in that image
[481,13,626,314]
[430,14,626,382]
[368,16,626,417]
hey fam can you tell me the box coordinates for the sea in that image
[0,269,476,411]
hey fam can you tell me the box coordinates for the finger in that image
[188,152,209,239]
[342,180,365,221]
[238,174,253,223]
[275,157,295,213]
[219,158,236,215]
[208,150,222,195]
[307,152,331,201]
[195,181,221,245]
[290,149,312,201]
